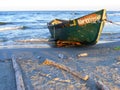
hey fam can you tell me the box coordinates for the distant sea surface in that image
[0,10,120,47]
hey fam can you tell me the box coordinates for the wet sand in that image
[0,40,120,90]
[0,59,16,90]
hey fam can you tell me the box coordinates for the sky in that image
[0,0,119,11]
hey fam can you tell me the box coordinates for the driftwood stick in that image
[42,59,89,81]
[96,80,110,90]
[12,55,25,90]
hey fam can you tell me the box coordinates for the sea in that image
[0,10,120,48]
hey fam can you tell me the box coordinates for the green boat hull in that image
[47,9,106,45]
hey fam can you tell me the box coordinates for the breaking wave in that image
[105,21,120,26]
[0,26,26,31]
[108,13,120,16]
[16,38,49,42]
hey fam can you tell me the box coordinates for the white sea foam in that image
[0,44,51,49]
[16,38,49,42]
[105,21,120,25]
[0,26,24,31]
[108,13,120,16]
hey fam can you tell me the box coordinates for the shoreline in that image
[0,39,120,49]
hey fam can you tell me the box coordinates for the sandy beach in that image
[0,39,120,90]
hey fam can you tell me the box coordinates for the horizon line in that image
[0,9,119,12]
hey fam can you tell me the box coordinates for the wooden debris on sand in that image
[52,78,71,83]
[77,53,88,57]
[96,80,110,90]
[41,58,89,81]
[12,55,25,90]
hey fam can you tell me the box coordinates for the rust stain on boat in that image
[77,14,101,26]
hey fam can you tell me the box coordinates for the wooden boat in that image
[47,9,106,46]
